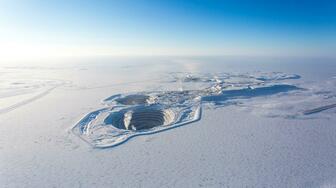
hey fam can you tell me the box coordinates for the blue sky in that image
[0,0,335,60]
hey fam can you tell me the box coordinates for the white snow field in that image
[1,57,336,187]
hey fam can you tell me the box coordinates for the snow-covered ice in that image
[1,57,336,187]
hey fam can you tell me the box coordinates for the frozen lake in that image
[1,56,336,187]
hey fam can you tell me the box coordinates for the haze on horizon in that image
[0,0,335,62]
